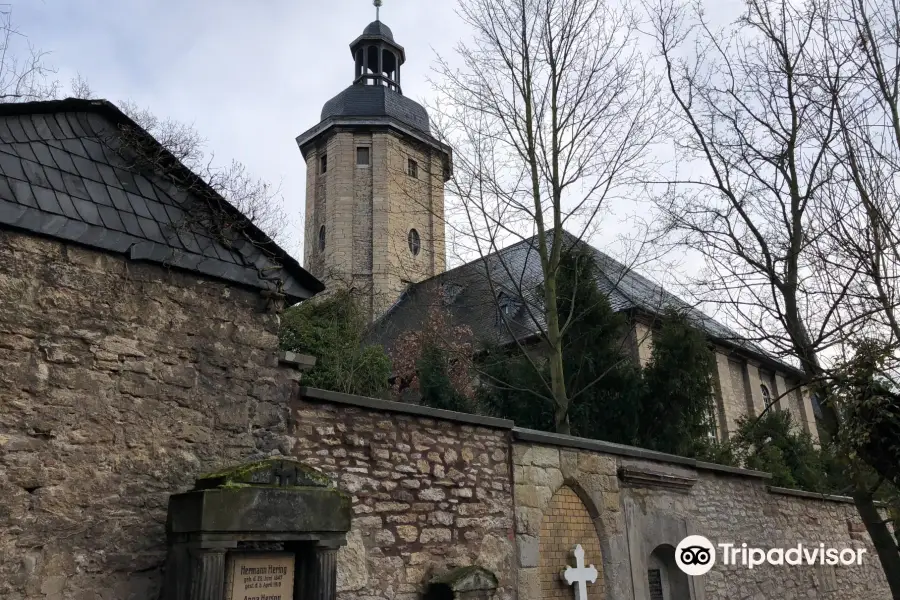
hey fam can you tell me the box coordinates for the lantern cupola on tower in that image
[351,19,404,93]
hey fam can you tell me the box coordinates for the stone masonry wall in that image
[512,433,890,600]
[290,392,516,600]
[0,229,300,600]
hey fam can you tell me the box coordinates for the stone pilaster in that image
[745,361,767,416]
[189,549,226,600]
[308,544,339,600]
[713,352,738,439]
[797,386,821,444]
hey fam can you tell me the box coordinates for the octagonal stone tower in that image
[297,18,453,320]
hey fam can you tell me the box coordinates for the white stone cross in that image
[562,544,598,600]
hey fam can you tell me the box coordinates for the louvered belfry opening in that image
[351,20,404,93]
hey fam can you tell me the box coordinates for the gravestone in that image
[162,458,351,600]
[424,566,499,600]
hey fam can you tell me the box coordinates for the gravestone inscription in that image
[227,554,295,600]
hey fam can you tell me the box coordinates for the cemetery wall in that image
[0,227,892,600]
[511,429,892,600]
[0,230,303,600]
[290,388,517,600]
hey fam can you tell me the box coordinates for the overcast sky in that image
[16,0,469,259]
[14,0,744,281]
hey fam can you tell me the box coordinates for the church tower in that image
[296,11,452,320]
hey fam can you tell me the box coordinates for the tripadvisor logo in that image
[675,535,867,576]
[675,536,716,576]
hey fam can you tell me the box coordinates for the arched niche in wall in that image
[538,485,606,600]
[648,544,690,600]
[623,493,705,600]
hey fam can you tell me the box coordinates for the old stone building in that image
[295,16,815,444]
[0,98,328,598]
[296,19,453,321]
[367,232,820,444]
[0,15,890,600]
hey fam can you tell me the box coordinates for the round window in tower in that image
[408,228,421,256]
[318,225,326,252]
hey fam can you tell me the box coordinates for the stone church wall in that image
[289,389,517,600]
[512,430,891,600]
[0,229,303,600]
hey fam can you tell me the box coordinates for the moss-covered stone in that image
[430,566,498,592]
[194,457,334,490]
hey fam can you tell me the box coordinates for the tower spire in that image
[374,0,382,21]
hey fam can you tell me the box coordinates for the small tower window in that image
[320,153,328,174]
[407,158,418,178]
[318,225,326,251]
[357,146,370,166]
[407,228,421,256]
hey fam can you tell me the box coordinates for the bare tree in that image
[0,6,57,101]
[427,0,664,433]
[645,0,900,590]
[0,10,294,248]
[94,98,293,246]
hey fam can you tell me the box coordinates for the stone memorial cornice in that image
[168,458,352,536]
[616,466,698,491]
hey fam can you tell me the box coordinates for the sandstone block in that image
[515,484,552,509]
[578,452,616,475]
[374,502,410,513]
[396,525,418,542]
[515,507,543,536]
[336,530,368,592]
[523,446,559,468]
[354,516,383,529]
[419,528,451,543]
[375,529,395,545]
[419,487,445,501]
[523,466,563,490]
[517,534,540,568]
[518,568,541,600]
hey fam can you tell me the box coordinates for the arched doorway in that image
[648,544,689,600]
[538,486,605,600]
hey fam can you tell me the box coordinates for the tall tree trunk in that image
[852,484,900,598]
[544,272,570,434]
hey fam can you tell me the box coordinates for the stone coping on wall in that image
[695,460,772,480]
[767,486,860,505]
[298,387,516,430]
[279,351,317,371]
[512,428,772,480]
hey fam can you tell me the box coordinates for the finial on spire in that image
[374,0,382,21]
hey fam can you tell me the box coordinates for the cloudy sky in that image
[15,0,469,258]
[13,0,744,280]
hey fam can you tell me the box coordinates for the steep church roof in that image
[367,230,802,376]
[0,98,323,302]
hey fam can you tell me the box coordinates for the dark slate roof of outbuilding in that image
[367,230,803,376]
[0,98,323,302]
[320,85,431,134]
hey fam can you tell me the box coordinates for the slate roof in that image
[320,85,431,135]
[362,20,395,40]
[367,231,803,376]
[0,98,323,302]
